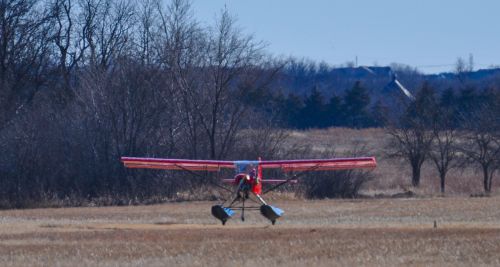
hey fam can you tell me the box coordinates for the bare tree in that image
[136,0,159,65]
[387,126,434,187]
[156,2,275,160]
[0,0,287,207]
[195,8,267,159]
[73,57,180,198]
[48,0,84,95]
[230,115,290,160]
[425,94,460,193]
[428,127,458,193]
[155,0,205,158]
[460,103,500,193]
[468,53,474,72]
[386,83,437,186]
[78,0,135,68]
[455,55,474,85]
[0,0,52,128]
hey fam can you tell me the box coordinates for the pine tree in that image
[283,93,304,128]
[371,100,389,127]
[326,94,342,127]
[404,82,439,127]
[301,86,326,128]
[439,87,457,127]
[342,81,371,128]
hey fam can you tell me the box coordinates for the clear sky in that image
[191,0,500,73]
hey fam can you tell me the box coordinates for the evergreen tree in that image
[371,100,389,127]
[439,87,457,127]
[301,86,326,128]
[268,90,287,124]
[282,93,304,128]
[457,87,478,121]
[440,87,456,108]
[342,81,371,128]
[326,94,342,127]
[404,82,439,127]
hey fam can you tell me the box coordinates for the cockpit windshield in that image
[234,161,259,174]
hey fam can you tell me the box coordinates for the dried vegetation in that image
[1,197,500,266]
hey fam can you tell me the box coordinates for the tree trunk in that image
[440,172,446,193]
[488,171,493,193]
[483,165,490,193]
[411,164,421,187]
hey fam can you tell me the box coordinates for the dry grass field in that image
[287,127,497,195]
[2,197,500,266]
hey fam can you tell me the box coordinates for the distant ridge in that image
[280,65,500,98]
[426,67,500,80]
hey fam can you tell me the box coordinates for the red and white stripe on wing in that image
[121,157,235,171]
[259,157,377,172]
[121,157,377,172]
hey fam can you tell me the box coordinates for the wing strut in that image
[172,164,233,194]
[262,164,322,195]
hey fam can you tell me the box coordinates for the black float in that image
[260,205,284,225]
[211,205,235,225]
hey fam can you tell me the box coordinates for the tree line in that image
[277,81,375,129]
[386,85,500,193]
[0,0,287,208]
[262,79,499,195]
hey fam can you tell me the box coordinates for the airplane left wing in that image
[121,157,235,171]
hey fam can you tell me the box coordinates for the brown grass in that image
[286,127,497,196]
[2,197,500,266]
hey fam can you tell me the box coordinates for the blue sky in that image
[191,0,500,73]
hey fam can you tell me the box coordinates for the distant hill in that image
[277,65,500,101]
[427,67,500,80]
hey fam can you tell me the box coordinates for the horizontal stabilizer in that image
[262,179,298,184]
[222,179,298,184]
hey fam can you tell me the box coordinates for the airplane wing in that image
[121,157,235,171]
[259,157,376,172]
[121,156,377,172]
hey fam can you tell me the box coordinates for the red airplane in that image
[121,156,376,225]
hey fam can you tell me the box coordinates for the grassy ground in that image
[1,197,500,266]
[286,127,495,196]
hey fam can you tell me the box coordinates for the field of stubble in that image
[1,197,500,266]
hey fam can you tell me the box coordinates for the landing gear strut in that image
[212,187,284,225]
[241,198,245,222]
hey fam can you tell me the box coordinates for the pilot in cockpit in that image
[237,167,257,199]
